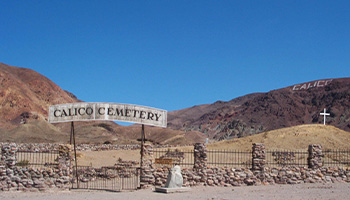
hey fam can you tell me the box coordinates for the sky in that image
[1,0,349,112]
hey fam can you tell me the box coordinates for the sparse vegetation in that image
[17,160,30,167]
[95,123,114,132]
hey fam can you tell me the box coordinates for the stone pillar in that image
[252,143,265,171]
[55,144,74,189]
[194,143,207,170]
[193,143,207,184]
[57,144,73,176]
[0,144,5,181]
[308,144,323,169]
[140,144,155,188]
[1,143,17,169]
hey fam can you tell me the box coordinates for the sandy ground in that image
[1,183,349,200]
[77,149,141,167]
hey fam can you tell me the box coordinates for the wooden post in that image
[70,122,74,145]
[140,124,145,169]
[71,122,79,188]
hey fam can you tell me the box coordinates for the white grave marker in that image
[320,108,330,125]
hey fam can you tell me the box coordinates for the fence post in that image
[58,144,74,176]
[252,143,265,171]
[194,143,207,170]
[140,144,154,188]
[308,144,323,169]
[193,143,207,184]
[1,143,17,169]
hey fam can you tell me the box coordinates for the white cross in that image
[320,108,330,125]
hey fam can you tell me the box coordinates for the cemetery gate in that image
[72,166,140,191]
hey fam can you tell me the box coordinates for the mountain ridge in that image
[1,62,349,144]
[168,78,350,140]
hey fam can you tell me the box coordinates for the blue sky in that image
[1,0,349,112]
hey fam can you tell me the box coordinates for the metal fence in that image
[153,149,252,168]
[15,150,60,168]
[207,150,252,168]
[9,148,350,170]
[266,150,308,167]
[72,166,140,191]
[323,149,350,167]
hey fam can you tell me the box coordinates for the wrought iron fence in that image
[72,166,140,191]
[207,150,252,168]
[323,149,350,167]
[266,150,308,167]
[9,147,350,171]
[15,150,60,168]
[153,148,252,168]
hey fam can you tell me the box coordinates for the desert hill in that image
[0,63,77,129]
[208,124,350,151]
[0,63,205,145]
[168,78,350,140]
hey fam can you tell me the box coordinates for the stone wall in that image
[153,166,350,187]
[0,143,141,152]
[150,143,350,188]
[0,144,73,191]
[2,142,350,192]
[0,143,185,152]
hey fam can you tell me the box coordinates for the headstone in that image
[165,165,183,188]
[155,165,190,193]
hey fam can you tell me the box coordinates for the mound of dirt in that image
[208,124,350,150]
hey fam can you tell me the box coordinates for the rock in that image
[207,180,214,186]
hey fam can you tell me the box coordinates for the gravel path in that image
[1,183,349,200]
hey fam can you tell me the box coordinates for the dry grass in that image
[208,124,350,151]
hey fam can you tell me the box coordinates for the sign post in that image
[140,124,145,169]
[69,122,79,188]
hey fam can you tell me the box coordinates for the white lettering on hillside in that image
[292,79,333,91]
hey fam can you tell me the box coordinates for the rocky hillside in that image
[0,63,205,144]
[168,78,350,140]
[0,63,78,129]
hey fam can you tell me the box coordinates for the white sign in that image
[48,102,167,128]
[292,79,333,91]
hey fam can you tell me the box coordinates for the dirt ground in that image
[77,149,141,167]
[1,183,349,200]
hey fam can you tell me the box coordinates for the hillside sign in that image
[48,102,167,128]
[292,79,333,91]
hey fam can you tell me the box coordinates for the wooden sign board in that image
[155,158,173,165]
[48,102,167,128]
